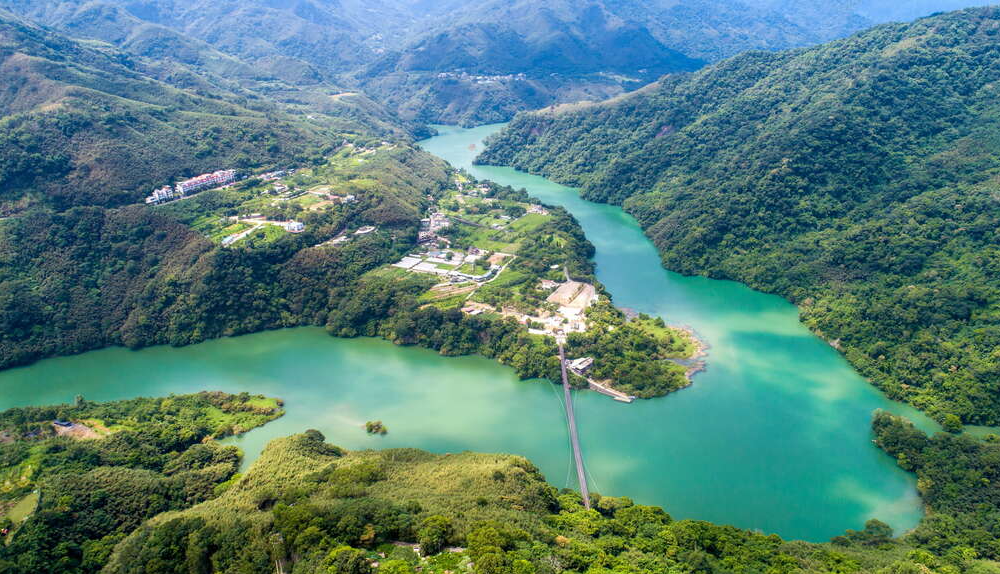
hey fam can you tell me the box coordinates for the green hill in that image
[99,423,1000,574]
[4,394,1000,573]
[0,143,453,370]
[0,10,413,212]
[478,6,1000,426]
[2,0,993,126]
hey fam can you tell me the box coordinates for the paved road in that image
[559,343,591,509]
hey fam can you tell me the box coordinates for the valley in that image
[2,2,1000,573]
[0,125,942,546]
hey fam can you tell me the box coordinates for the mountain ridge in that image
[478,6,1000,425]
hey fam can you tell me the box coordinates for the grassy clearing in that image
[5,491,38,524]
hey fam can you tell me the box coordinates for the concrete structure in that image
[355,226,376,235]
[259,170,286,181]
[568,357,594,374]
[413,262,450,275]
[283,221,305,233]
[145,186,177,204]
[393,256,422,270]
[546,281,597,310]
[221,224,262,247]
[176,169,236,196]
[559,344,591,509]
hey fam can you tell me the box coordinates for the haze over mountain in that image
[2,0,993,124]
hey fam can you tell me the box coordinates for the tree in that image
[417,516,452,556]
[377,560,415,574]
[942,414,963,434]
[325,546,372,574]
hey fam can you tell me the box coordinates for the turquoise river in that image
[0,124,938,542]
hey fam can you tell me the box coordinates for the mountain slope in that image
[99,422,1000,573]
[0,10,412,211]
[356,0,703,125]
[3,0,994,126]
[479,7,1000,425]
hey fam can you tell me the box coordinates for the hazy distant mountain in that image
[1,0,994,124]
[356,0,704,124]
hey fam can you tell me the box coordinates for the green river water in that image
[0,124,939,542]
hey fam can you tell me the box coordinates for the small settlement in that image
[145,169,237,204]
[387,176,601,340]
[372,173,696,403]
[142,141,396,249]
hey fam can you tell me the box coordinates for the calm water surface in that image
[0,124,937,541]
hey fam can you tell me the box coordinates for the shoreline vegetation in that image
[4,394,999,573]
[2,145,703,404]
[472,7,1000,428]
[0,392,284,569]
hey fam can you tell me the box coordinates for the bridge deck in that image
[559,343,591,509]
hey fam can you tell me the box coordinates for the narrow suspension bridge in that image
[558,343,591,509]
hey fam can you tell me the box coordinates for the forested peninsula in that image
[478,6,1000,427]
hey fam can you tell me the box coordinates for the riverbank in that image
[420,123,938,540]
[1,124,942,542]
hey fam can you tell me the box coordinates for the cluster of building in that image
[177,170,236,195]
[145,186,177,204]
[259,170,287,181]
[545,280,598,331]
[472,279,599,340]
[145,169,237,205]
[456,181,491,197]
[435,71,527,84]
[419,211,451,245]
[392,247,502,283]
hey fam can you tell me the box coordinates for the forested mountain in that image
[3,0,991,125]
[354,0,703,125]
[478,7,1000,426]
[0,10,413,212]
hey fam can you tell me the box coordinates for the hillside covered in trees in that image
[0,407,986,574]
[2,0,991,126]
[478,6,1000,427]
[0,143,454,370]
[0,9,417,213]
[0,392,283,572]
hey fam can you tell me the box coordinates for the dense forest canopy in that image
[0,10,416,213]
[0,392,283,572]
[478,6,1000,426]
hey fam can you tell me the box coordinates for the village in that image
[380,175,636,399]
[142,142,399,248]
[142,160,691,405]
